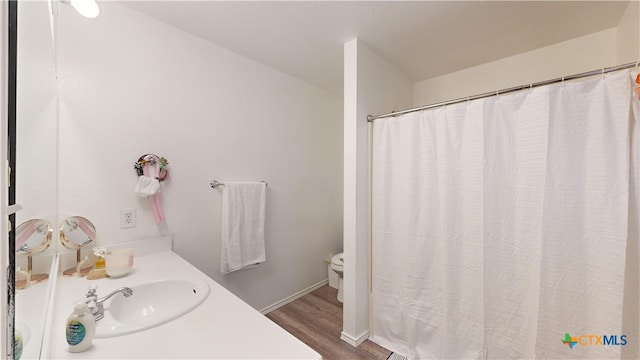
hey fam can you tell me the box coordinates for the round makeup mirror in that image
[15,219,53,287]
[59,216,96,276]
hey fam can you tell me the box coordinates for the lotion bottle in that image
[66,303,95,352]
[14,329,23,360]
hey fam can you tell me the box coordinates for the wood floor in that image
[266,284,392,360]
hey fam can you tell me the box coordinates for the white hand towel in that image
[220,182,267,274]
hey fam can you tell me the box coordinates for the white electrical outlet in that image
[120,208,136,228]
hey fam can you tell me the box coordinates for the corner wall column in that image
[342,38,413,347]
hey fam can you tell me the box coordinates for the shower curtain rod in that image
[367,60,640,122]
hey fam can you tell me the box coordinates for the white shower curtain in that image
[371,69,639,360]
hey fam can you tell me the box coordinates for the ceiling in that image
[122,1,631,95]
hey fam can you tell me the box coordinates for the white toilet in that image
[330,252,344,303]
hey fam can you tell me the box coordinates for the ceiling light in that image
[68,0,100,18]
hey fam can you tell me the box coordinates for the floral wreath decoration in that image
[134,154,169,181]
[133,154,169,224]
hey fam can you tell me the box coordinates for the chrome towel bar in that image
[210,180,268,189]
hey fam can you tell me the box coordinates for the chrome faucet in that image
[85,285,133,322]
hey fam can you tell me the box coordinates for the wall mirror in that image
[15,1,59,359]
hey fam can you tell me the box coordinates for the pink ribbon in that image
[143,155,165,224]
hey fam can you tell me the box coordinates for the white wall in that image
[617,1,640,63]
[51,2,342,310]
[414,2,639,107]
[413,28,619,106]
[343,38,412,346]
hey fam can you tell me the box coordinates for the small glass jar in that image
[92,247,107,269]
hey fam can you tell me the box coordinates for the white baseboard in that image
[260,279,329,314]
[340,329,369,347]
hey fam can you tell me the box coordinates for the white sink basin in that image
[96,278,210,338]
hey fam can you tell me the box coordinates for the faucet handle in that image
[85,299,104,322]
[86,284,98,298]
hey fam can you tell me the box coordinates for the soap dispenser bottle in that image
[66,303,95,352]
[14,328,23,360]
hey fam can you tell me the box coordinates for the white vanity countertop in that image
[15,278,49,360]
[16,253,58,360]
[45,250,321,359]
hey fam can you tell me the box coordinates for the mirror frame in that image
[7,0,18,359]
[16,219,53,255]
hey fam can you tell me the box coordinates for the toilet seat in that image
[331,252,343,272]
